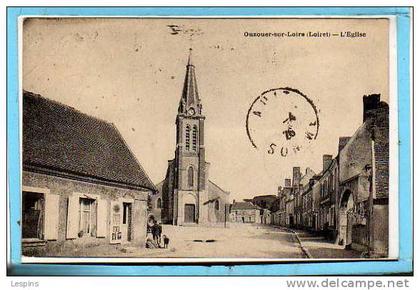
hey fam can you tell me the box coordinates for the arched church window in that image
[157,198,161,209]
[215,200,220,211]
[185,125,191,151]
[188,166,194,187]
[192,125,198,151]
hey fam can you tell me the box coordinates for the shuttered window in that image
[22,191,45,240]
[96,199,107,238]
[44,194,59,240]
[192,125,198,151]
[66,195,79,239]
[80,198,94,235]
[185,125,191,150]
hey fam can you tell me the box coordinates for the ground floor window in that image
[79,198,96,237]
[22,191,45,239]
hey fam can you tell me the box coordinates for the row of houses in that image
[270,93,389,257]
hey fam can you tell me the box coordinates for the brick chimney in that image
[363,94,381,122]
[323,155,333,171]
[292,167,301,188]
[284,178,291,187]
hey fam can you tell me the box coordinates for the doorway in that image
[339,189,354,247]
[121,202,132,242]
[289,215,294,227]
[184,204,196,223]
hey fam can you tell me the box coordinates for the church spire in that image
[178,48,202,115]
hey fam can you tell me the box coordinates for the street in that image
[124,223,306,258]
[34,223,364,259]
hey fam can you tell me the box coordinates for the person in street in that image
[151,221,157,245]
[147,216,155,239]
[156,222,162,247]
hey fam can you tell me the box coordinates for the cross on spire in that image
[187,48,193,66]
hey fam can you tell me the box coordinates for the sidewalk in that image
[293,229,363,259]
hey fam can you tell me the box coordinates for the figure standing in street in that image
[151,221,157,245]
[151,220,162,247]
[156,222,162,247]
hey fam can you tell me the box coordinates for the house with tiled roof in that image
[229,201,260,223]
[22,91,156,256]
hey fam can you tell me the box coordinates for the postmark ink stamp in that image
[246,87,319,157]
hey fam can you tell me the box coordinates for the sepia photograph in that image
[20,16,396,262]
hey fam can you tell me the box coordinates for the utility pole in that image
[365,163,373,258]
[366,119,376,258]
[224,204,227,228]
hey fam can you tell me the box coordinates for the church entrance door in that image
[184,204,196,223]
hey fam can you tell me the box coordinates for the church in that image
[158,51,230,225]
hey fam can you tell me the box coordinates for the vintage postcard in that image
[18,15,399,264]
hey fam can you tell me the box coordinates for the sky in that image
[22,18,389,201]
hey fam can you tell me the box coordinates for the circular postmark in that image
[246,87,319,157]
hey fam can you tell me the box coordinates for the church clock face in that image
[188,107,195,116]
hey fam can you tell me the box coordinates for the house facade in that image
[247,195,277,224]
[285,194,295,227]
[22,92,156,256]
[278,179,292,227]
[295,167,316,228]
[317,155,339,238]
[230,201,259,223]
[338,94,389,256]
[302,176,319,229]
[291,167,303,228]
[269,197,281,225]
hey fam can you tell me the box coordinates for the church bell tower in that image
[173,49,209,225]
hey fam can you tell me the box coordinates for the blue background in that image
[7,7,412,276]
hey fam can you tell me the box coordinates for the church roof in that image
[154,180,165,196]
[209,180,230,195]
[178,49,202,114]
[23,91,157,191]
